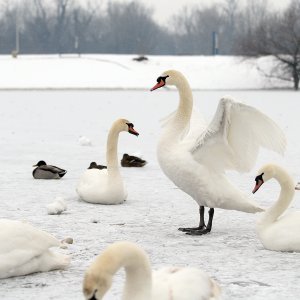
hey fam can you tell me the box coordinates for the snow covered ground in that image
[1,88,300,299]
[0,54,292,90]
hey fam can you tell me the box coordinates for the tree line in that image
[0,0,299,89]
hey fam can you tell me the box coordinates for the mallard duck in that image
[32,160,67,179]
[121,153,147,167]
[87,162,107,170]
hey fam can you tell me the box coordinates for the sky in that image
[107,0,292,24]
[0,0,292,24]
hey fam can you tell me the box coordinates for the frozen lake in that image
[0,89,300,299]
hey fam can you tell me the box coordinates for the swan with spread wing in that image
[151,70,286,235]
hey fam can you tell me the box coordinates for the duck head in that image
[33,160,47,167]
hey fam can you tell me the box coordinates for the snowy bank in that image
[0,54,291,90]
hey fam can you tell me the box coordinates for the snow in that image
[78,136,92,147]
[0,56,300,300]
[46,196,67,215]
[0,54,292,90]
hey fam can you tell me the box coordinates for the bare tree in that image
[237,0,300,90]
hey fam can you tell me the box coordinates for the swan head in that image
[150,70,185,91]
[33,160,47,167]
[114,119,139,136]
[83,271,112,300]
[252,164,276,193]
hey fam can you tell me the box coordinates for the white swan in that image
[0,219,72,279]
[83,241,221,300]
[151,70,286,235]
[252,164,300,252]
[76,119,139,204]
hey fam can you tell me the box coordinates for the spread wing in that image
[190,96,286,173]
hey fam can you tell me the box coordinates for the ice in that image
[0,88,299,299]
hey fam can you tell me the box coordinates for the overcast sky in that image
[1,0,292,24]
[109,0,292,24]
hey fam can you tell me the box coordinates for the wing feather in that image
[191,96,286,172]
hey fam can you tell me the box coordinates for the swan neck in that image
[175,78,193,128]
[261,169,295,224]
[106,127,120,172]
[92,243,152,300]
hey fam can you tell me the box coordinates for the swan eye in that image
[126,122,134,128]
[255,173,264,183]
[156,75,169,83]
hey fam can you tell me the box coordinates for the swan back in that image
[152,267,221,300]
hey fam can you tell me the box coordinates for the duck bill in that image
[252,180,263,194]
[129,128,139,136]
[32,164,37,167]
[150,80,165,91]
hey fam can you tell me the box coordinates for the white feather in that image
[0,219,70,279]
[191,97,286,173]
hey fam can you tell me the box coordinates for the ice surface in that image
[0,89,299,300]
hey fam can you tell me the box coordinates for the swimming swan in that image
[253,164,300,252]
[0,219,71,279]
[76,119,139,204]
[150,70,286,235]
[83,241,221,300]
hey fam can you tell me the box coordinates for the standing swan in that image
[76,119,139,204]
[252,164,300,252]
[83,241,221,300]
[0,219,71,279]
[151,70,286,235]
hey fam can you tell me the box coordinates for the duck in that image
[121,153,147,167]
[83,241,221,300]
[32,160,67,179]
[87,162,107,170]
[0,219,72,279]
[76,119,139,204]
[252,164,300,252]
[150,70,286,235]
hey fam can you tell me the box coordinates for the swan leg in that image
[178,206,206,232]
[186,208,214,235]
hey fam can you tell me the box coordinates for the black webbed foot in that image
[185,227,211,235]
[178,225,206,232]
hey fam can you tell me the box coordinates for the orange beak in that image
[150,79,165,91]
[252,179,264,194]
[129,127,139,136]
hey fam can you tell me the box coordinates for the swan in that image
[32,160,67,179]
[252,164,300,252]
[0,219,72,279]
[83,241,221,300]
[76,119,139,204]
[150,70,286,235]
